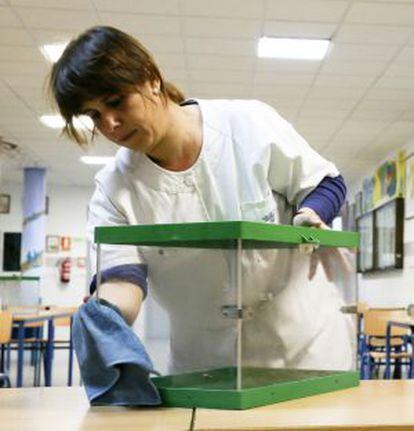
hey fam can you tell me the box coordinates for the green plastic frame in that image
[95,221,359,249]
[152,367,359,410]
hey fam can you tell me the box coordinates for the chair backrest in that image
[51,306,78,327]
[363,308,409,337]
[357,302,368,314]
[0,311,13,344]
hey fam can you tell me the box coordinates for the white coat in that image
[87,99,354,373]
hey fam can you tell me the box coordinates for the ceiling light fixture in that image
[40,42,68,63]
[40,114,93,131]
[80,156,115,165]
[39,114,65,129]
[257,37,330,60]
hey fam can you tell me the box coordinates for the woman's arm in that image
[94,280,143,326]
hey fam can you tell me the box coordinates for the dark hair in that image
[47,26,185,145]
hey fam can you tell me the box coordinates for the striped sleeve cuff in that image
[89,263,148,298]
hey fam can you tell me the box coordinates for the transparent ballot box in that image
[94,221,359,410]
[0,275,41,311]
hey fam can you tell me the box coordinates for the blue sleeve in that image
[298,175,347,225]
[89,263,148,298]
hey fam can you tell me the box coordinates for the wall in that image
[0,180,93,307]
[350,138,414,308]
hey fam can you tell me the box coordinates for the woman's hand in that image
[293,207,354,281]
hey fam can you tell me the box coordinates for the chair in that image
[0,311,13,387]
[39,306,77,386]
[360,308,413,379]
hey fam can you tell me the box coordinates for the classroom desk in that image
[11,309,75,387]
[1,381,414,430]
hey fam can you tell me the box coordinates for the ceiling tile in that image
[320,59,386,76]
[187,54,254,71]
[375,75,414,90]
[313,74,374,88]
[182,17,261,38]
[134,35,184,54]
[366,87,414,102]
[181,0,263,19]
[99,12,180,35]
[0,5,22,27]
[302,97,358,111]
[252,85,308,99]
[191,82,249,98]
[0,46,43,63]
[350,108,401,122]
[255,59,320,74]
[253,72,315,86]
[335,23,413,45]
[1,64,47,79]
[345,2,414,25]
[265,0,348,23]
[328,43,399,62]
[31,29,78,46]
[394,46,414,64]
[0,28,33,45]
[154,53,186,70]
[10,0,92,9]
[16,7,98,30]
[263,21,336,39]
[185,38,255,57]
[189,69,252,84]
[94,0,179,14]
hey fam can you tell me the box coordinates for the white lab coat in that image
[87,99,354,373]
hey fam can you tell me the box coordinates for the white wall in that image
[351,138,414,308]
[0,180,93,307]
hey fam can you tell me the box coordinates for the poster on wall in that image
[373,151,405,208]
[61,236,71,251]
[0,193,11,214]
[46,235,59,253]
[406,154,414,219]
[362,176,375,213]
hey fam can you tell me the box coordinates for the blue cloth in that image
[299,175,347,225]
[89,263,148,298]
[72,297,161,406]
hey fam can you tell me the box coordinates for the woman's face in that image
[80,82,167,154]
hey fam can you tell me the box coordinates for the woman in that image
[49,26,354,374]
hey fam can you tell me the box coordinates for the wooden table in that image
[11,309,75,387]
[1,381,414,430]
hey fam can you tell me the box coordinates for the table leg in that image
[385,323,391,379]
[43,319,55,386]
[17,322,25,387]
[68,316,73,386]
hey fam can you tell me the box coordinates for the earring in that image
[152,88,160,95]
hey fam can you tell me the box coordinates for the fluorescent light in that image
[80,156,115,165]
[40,42,68,63]
[40,114,65,129]
[257,37,330,60]
[40,114,93,131]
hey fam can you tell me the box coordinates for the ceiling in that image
[2,0,414,189]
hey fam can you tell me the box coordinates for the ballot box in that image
[94,221,359,410]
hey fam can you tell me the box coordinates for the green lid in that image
[95,221,359,249]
